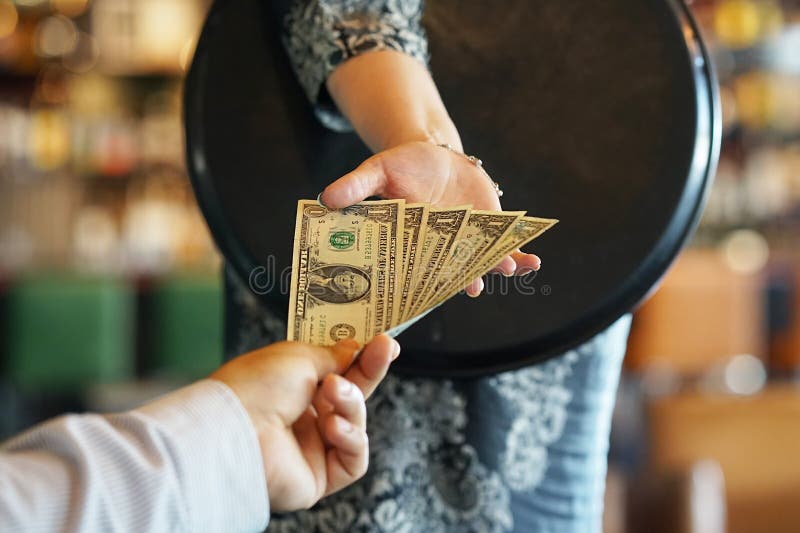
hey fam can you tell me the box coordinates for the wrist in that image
[380,116,462,152]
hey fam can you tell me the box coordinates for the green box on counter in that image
[150,275,222,380]
[6,275,134,393]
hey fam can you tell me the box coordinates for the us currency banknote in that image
[401,206,470,321]
[287,199,404,345]
[470,216,558,278]
[394,203,429,328]
[422,210,525,309]
[424,216,559,309]
[288,200,557,343]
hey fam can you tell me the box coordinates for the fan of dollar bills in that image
[287,200,558,345]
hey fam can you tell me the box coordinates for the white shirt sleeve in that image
[0,379,270,533]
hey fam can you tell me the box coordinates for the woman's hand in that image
[319,141,541,296]
[211,335,400,511]
[323,50,541,296]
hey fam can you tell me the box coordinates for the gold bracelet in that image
[436,143,503,197]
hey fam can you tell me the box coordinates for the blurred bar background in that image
[0,1,799,532]
[0,0,220,443]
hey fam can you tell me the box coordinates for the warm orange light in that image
[139,0,199,70]
[714,0,784,49]
[735,72,800,131]
[714,0,761,48]
[0,1,19,40]
[27,109,71,170]
[734,72,773,129]
[178,38,195,72]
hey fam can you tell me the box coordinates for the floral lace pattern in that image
[490,351,579,492]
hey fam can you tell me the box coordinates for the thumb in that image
[320,158,388,208]
[272,340,361,423]
[299,339,362,379]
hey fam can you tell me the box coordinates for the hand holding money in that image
[287,199,557,345]
[318,141,543,293]
[212,335,399,511]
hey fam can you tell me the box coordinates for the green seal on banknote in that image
[329,230,356,250]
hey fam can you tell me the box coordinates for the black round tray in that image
[185,0,720,376]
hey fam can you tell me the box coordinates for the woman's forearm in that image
[319,47,540,279]
[326,50,462,153]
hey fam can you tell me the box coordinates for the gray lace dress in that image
[226,2,632,531]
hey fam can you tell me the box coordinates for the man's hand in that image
[319,141,541,296]
[210,335,400,511]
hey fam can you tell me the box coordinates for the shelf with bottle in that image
[0,76,186,178]
[687,0,800,250]
[0,0,206,81]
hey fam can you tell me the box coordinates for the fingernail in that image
[503,260,517,277]
[337,416,354,433]
[467,279,484,298]
[338,378,353,396]
[391,340,401,361]
[317,192,330,208]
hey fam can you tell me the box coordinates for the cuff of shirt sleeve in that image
[136,380,269,532]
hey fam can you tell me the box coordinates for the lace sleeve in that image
[282,0,429,131]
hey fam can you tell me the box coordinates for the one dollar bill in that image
[287,199,558,344]
[287,199,404,345]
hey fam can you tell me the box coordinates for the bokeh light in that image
[720,229,769,274]
[0,1,18,40]
[714,0,783,49]
[714,0,762,48]
[723,354,767,395]
[26,108,71,170]
[34,15,78,57]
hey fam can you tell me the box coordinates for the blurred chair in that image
[647,386,800,533]
[627,248,766,375]
[149,275,222,380]
[6,276,133,393]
